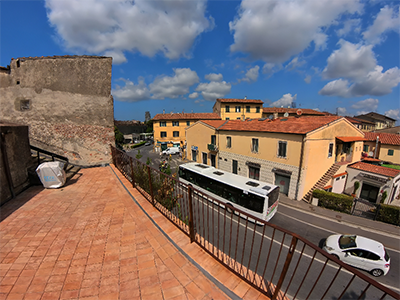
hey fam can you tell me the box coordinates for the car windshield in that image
[339,235,357,249]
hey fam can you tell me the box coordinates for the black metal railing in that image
[111,145,399,300]
[30,145,69,170]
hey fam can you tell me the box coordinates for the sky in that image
[1,0,399,123]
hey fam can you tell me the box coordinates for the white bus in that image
[178,162,279,222]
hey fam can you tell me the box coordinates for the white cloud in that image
[45,0,213,61]
[205,73,223,82]
[149,68,199,99]
[229,0,362,63]
[336,18,361,36]
[104,50,127,64]
[363,5,400,44]
[241,65,260,82]
[322,40,376,80]
[319,79,350,97]
[337,107,347,116]
[304,75,312,84]
[262,63,282,77]
[320,40,400,97]
[189,92,199,99]
[351,98,379,112]
[286,57,306,70]
[385,109,400,121]
[112,77,150,102]
[195,81,231,101]
[270,93,297,107]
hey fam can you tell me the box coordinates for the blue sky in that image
[1,0,399,122]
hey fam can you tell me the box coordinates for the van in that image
[162,147,180,155]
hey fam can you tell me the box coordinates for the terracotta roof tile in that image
[218,116,342,134]
[364,132,400,145]
[349,162,400,177]
[262,107,325,115]
[216,98,264,104]
[345,116,375,124]
[153,113,221,121]
[198,120,227,128]
[336,136,366,142]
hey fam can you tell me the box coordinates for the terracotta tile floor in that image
[0,166,270,300]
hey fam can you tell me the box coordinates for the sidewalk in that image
[278,194,399,237]
[0,166,269,300]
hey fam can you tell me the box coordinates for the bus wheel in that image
[226,204,234,214]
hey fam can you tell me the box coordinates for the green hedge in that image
[312,189,354,214]
[130,141,146,149]
[376,204,400,226]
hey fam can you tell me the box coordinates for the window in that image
[249,166,260,180]
[173,131,179,137]
[232,160,238,174]
[225,105,230,112]
[256,106,260,113]
[20,100,30,111]
[235,106,241,112]
[161,132,167,137]
[237,117,241,120]
[225,117,230,120]
[278,141,287,158]
[246,106,250,113]
[160,121,166,127]
[388,149,394,156]
[252,138,259,153]
[328,143,334,158]
[227,136,231,148]
[172,121,179,126]
[186,121,190,126]
[202,152,207,164]
[363,145,369,152]
[192,150,197,162]
[211,135,216,145]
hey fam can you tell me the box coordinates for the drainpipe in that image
[295,136,306,200]
[374,136,379,158]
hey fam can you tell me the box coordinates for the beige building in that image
[152,113,220,152]
[186,116,365,200]
[363,132,400,164]
[355,112,396,130]
[262,107,325,119]
[213,98,263,120]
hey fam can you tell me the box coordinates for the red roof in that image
[364,132,400,145]
[198,120,227,129]
[349,162,400,177]
[218,116,341,134]
[262,107,325,116]
[216,98,264,104]
[345,116,375,125]
[153,113,221,121]
[336,136,366,142]
[362,157,381,162]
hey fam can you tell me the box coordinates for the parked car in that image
[145,142,151,146]
[323,234,390,277]
[161,147,180,155]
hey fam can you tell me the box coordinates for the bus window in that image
[267,187,280,207]
[238,192,264,213]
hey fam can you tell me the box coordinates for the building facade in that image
[0,56,114,166]
[363,132,400,164]
[355,112,396,130]
[262,107,325,119]
[213,98,263,120]
[186,116,364,200]
[152,113,221,152]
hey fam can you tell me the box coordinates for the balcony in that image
[207,143,218,152]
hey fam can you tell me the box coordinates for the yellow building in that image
[363,132,400,164]
[355,112,396,130]
[152,112,220,152]
[213,98,263,120]
[186,116,365,200]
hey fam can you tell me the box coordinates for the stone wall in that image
[0,123,31,205]
[0,56,114,166]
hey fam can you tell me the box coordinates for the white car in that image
[162,147,180,155]
[323,234,390,277]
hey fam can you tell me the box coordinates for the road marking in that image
[200,199,400,293]
[279,203,400,240]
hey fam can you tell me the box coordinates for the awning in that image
[246,161,261,168]
[272,168,292,176]
[336,136,366,142]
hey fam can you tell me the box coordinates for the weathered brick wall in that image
[0,123,31,205]
[0,56,115,166]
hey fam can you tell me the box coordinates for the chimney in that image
[163,109,165,114]
[244,96,247,99]
[273,112,278,119]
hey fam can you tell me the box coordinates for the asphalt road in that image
[125,144,400,296]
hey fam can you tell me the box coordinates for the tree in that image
[136,150,143,160]
[114,126,124,145]
[145,120,154,133]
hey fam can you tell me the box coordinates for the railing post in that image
[129,157,136,188]
[374,204,381,221]
[272,236,298,300]
[351,198,357,215]
[187,185,195,243]
[147,165,155,206]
